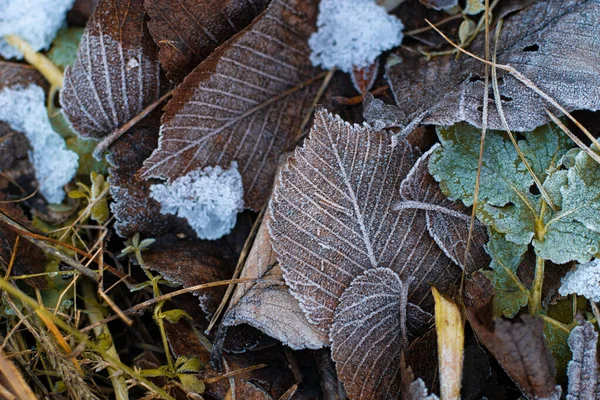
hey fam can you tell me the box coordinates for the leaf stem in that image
[4,35,64,89]
[529,255,545,315]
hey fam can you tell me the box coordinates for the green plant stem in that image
[0,278,175,400]
[529,255,545,315]
[81,280,129,400]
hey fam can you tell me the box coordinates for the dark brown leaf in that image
[566,320,600,399]
[61,0,161,139]
[465,273,560,400]
[269,110,460,333]
[142,234,234,318]
[316,350,347,400]
[107,110,183,238]
[144,0,269,82]
[386,0,600,133]
[419,0,458,10]
[139,0,323,210]
[397,145,490,272]
[0,125,29,172]
[222,209,328,349]
[330,267,431,400]
[0,61,48,89]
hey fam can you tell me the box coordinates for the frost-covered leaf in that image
[566,320,600,400]
[144,0,268,82]
[139,0,322,211]
[398,145,489,272]
[308,0,403,73]
[465,273,560,400]
[483,231,529,318]
[107,110,180,238]
[61,0,161,139]
[269,110,459,333]
[330,268,431,400]
[0,0,75,59]
[386,0,600,132]
[222,208,328,350]
[149,163,244,240]
[559,259,600,302]
[429,122,571,246]
[0,85,78,204]
[535,148,600,263]
[142,234,234,318]
[430,122,600,264]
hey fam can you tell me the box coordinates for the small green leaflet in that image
[429,122,600,265]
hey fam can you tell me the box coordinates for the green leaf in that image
[177,374,205,394]
[68,190,87,199]
[91,199,109,224]
[175,356,203,373]
[482,231,529,318]
[160,309,192,324]
[543,317,575,384]
[48,28,84,70]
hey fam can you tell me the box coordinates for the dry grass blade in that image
[0,350,37,400]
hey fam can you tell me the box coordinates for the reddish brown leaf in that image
[222,209,328,349]
[0,61,49,89]
[330,268,431,400]
[144,0,269,82]
[465,273,560,400]
[142,234,234,318]
[351,60,379,95]
[139,0,323,210]
[61,0,161,139]
[397,145,490,273]
[269,110,460,334]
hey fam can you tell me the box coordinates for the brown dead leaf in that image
[222,209,328,350]
[142,234,234,318]
[419,0,458,10]
[386,0,600,133]
[139,0,323,210]
[269,110,460,334]
[61,0,162,139]
[144,0,269,82]
[330,268,431,400]
[397,145,490,272]
[465,273,560,400]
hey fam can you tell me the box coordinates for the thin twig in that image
[93,89,174,160]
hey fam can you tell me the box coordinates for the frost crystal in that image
[150,163,244,240]
[0,0,75,59]
[0,85,78,204]
[559,259,600,302]
[308,0,404,73]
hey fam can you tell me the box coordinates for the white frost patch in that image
[559,259,600,302]
[308,0,404,73]
[150,163,244,240]
[0,85,78,204]
[0,0,75,59]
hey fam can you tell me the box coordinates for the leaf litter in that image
[1,0,600,398]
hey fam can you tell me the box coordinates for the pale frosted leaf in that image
[61,0,161,138]
[330,268,431,400]
[144,0,268,82]
[222,209,328,349]
[386,0,600,132]
[398,145,489,272]
[566,320,600,400]
[269,110,459,333]
[139,0,322,210]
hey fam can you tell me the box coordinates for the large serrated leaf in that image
[139,0,323,210]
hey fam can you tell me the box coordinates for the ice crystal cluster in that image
[150,162,244,240]
[308,0,404,73]
[559,259,600,302]
[0,85,78,204]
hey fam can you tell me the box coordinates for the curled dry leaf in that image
[144,0,269,82]
[269,110,459,334]
[397,145,489,272]
[139,0,323,210]
[566,320,600,399]
[386,0,600,133]
[61,0,161,139]
[330,268,431,400]
[141,234,234,318]
[465,273,560,400]
[222,209,329,350]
